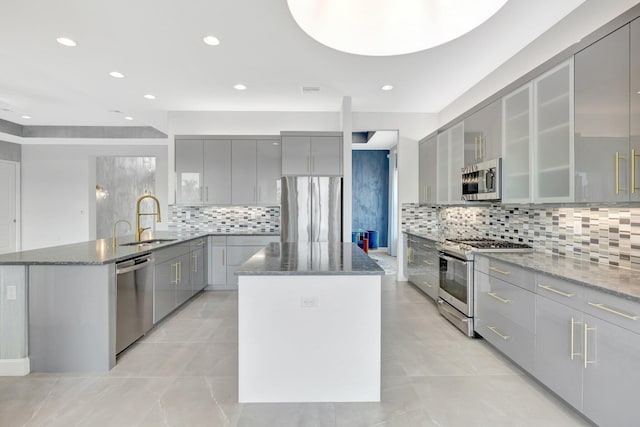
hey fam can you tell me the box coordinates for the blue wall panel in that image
[352,150,389,247]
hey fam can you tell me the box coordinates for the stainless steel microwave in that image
[461,158,501,201]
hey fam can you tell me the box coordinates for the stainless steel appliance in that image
[280,176,342,242]
[461,158,501,201]
[437,238,532,336]
[116,255,154,354]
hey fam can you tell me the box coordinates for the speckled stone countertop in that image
[235,242,384,276]
[476,252,640,303]
[403,230,444,243]
[0,231,280,266]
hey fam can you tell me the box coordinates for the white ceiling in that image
[0,0,587,132]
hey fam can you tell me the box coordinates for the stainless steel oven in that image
[437,238,532,337]
[438,252,475,336]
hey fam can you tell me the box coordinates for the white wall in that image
[439,0,640,126]
[21,141,169,250]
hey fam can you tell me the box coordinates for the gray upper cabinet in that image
[203,140,232,204]
[463,99,502,166]
[418,135,436,204]
[256,140,282,205]
[176,139,205,204]
[232,140,258,204]
[630,18,640,201]
[575,25,630,203]
[281,135,342,176]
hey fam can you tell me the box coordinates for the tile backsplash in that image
[402,203,640,271]
[169,205,280,233]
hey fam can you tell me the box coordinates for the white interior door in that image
[0,161,18,254]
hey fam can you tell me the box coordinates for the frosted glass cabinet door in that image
[575,25,630,203]
[175,139,204,204]
[203,140,232,204]
[256,140,281,205]
[436,131,450,204]
[449,122,464,203]
[418,138,432,203]
[231,140,258,205]
[502,84,532,203]
[533,59,574,203]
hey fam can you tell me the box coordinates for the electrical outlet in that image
[300,296,318,308]
[6,285,17,301]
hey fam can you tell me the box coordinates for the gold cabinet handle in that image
[475,136,479,160]
[192,253,198,273]
[178,261,182,283]
[633,149,640,194]
[171,262,179,284]
[423,260,434,266]
[587,302,638,321]
[488,292,510,303]
[422,281,433,288]
[489,266,510,275]
[584,323,596,369]
[487,326,510,340]
[422,244,433,249]
[615,152,627,194]
[570,317,581,360]
[537,284,573,298]
[408,238,417,243]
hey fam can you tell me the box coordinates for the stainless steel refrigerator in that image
[280,176,342,242]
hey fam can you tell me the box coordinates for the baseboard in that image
[0,357,30,376]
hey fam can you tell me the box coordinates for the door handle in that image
[488,292,510,303]
[584,323,596,368]
[193,253,198,273]
[570,317,581,360]
[537,284,573,298]
[615,152,627,194]
[489,266,510,275]
[487,326,510,340]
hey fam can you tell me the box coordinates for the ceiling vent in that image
[301,86,320,95]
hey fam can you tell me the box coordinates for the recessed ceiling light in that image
[203,35,220,46]
[143,94,156,100]
[21,115,31,119]
[124,116,133,121]
[56,37,77,47]
[381,84,394,91]
[109,71,125,79]
[233,84,247,91]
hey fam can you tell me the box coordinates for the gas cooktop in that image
[439,237,532,259]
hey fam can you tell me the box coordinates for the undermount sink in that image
[120,238,177,247]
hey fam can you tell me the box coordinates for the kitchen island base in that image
[238,274,381,403]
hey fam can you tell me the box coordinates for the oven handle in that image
[439,254,468,265]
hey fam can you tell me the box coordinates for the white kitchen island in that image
[235,242,384,403]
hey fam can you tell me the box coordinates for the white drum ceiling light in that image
[287,0,509,56]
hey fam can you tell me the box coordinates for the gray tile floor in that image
[0,270,591,426]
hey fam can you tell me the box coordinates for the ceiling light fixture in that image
[21,115,31,119]
[287,0,508,56]
[56,37,77,47]
[233,84,247,91]
[109,71,125,79]
[144,94,156,100]
[124,116,133,121]
[381,85,394,91]
[203,35,221,46]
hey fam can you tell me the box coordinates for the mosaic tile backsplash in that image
[169,205,280,233]
[402,203,640,271]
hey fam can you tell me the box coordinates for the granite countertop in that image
[0,231,280,266]
[235,242,385,276]
[403,230,444,243]
[477,252,640,303]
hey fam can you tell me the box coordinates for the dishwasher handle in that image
[117,257,153,275]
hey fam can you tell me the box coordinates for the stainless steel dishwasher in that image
[116,255,154,354]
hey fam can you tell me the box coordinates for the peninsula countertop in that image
[0,231,280,265]
[235,242,385,276]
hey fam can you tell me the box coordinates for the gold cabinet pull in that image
[537,284,573,298]
[422,244,433,249]
[479,136,484,160]
[570,317,581,360]
[475,136,479,160]
[587,302,638,321]
[488,292,510,303]
[178,262,182,283]
[423,260,434,266]
[633,149,640,194]
[171,263,179,284]
[489,266,510,275]
[422,281,433,288]
[584,323,596,369]
[192,253,198,273]
[615,152,627,194]
[487,326,510,340]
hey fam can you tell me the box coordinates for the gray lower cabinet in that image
[154,257,177,322]
[406,234,439,301]
[209,236,227,287]
[190,238,207,294]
